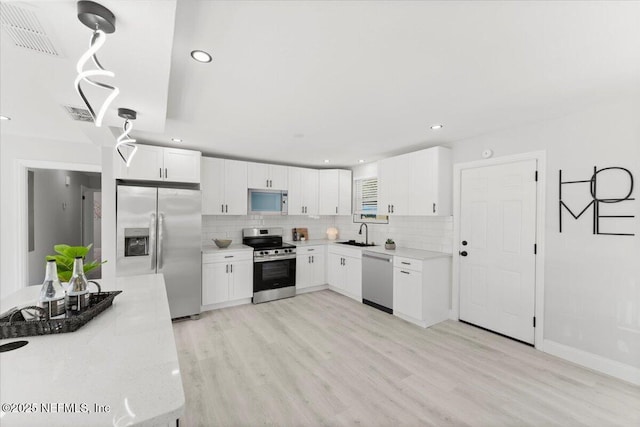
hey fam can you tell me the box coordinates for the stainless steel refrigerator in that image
[116,184,201,319]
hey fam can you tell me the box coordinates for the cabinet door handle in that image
[308,256,311,264]
[165,168,168,179]
[308,248,315,251]
[335,206,338,214]
[388,204,391,213]
[224,255,234,258]
[221,204,224,213]
[401,261,411,265]
[159,168,163,178]
[392,204,395,213]
[225,204,228,213]
[311,255,314,263]
[401,270,410,274]
[226,264,229,273]
[302,206,304,214]
[230,264,233,273]
[433,203,436,213]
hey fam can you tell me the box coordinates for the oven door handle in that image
[254,256,296,263]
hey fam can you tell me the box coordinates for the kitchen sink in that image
[337,240,377,247]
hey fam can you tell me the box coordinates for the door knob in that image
[459,251,468,257]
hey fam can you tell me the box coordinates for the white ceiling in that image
[2,1,639,167]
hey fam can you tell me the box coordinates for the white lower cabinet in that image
[202,251,253,306]
[296,246,326,290]
[327,246,362,301]
[393,255,451,328]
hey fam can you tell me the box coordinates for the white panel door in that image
[459,159,537,344]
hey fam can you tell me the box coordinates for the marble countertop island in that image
[0,274,184,427]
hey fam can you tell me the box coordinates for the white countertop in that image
[285,239,334,246]
[287,239,451,260]
[0,274,184,427]
[362,246,452,260]
[202,243,253,253]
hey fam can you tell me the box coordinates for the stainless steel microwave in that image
[248,189,288,215]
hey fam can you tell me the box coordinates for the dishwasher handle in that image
[363,252,392,262]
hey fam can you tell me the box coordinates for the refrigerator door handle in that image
[150,213,157,269]
[157,213,165,269]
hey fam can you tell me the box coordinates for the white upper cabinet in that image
[318,169,352,215]
[247,162,288,190]
[378,146,451,216]
[338,170,352,215]
[163,148,202,183]
[287,167,319,215]
[201,158,248,215]
[378,153,410,215]
[115,144,201,183]
[410,146,452,215]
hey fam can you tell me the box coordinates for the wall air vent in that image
[63,106,94,123]
[0,3,59,56]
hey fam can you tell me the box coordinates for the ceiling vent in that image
[63,106,94,123]
[0,3,59,56]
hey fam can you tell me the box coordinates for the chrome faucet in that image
[358,223,369,245]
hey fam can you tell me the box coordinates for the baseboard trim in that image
[201,298,251,312]
[543,339,640,386]
[296,284,329,294]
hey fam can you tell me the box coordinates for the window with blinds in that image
[353,177,389,223]
[354,177,378,214]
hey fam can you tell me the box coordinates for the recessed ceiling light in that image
[358,159,365,163]
[324,159,330,163]
[190,50,212,63]
[171,138,183,143]
[430,124,443,130]
[0,115,10,121]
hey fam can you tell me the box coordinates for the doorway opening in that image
[27,168,102,285]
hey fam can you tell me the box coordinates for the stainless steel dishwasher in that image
[362,251,393,314]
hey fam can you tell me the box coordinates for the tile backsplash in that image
[203,215,453,254]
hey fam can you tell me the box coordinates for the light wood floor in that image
[173,290,640,426]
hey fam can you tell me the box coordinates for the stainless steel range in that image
[242,228,296,304]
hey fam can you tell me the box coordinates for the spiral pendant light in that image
[115,108,138,167]
[74,1,118,127]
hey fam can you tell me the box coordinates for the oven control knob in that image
[274,250,279,254]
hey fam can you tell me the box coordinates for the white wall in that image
[0,134,101,298]
[450,97,640,371]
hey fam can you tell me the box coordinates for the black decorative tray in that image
[0,284,122,339]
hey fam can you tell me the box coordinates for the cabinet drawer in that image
[394,256,422,272]
[203,250,253,264]
[328,244,362,259]
[296,245,325,255]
